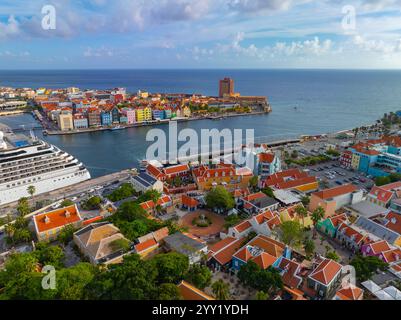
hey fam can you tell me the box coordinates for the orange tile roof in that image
[178,281,215,300]
[164,164,189,175]
[328,213,348,227]
[382,248,401,263]
[182,194,200,207]
[140,200,155,211]
[211,238,244,265]
[208,237,237,254]
[368,240,392,255]
[134,238,158,253]
[264,168,317,190]
[146,164,165,180]
[251,252,277,269]
[335,286,364,300]
[233,220,252,233]
[243,192,266,202]
[338,222,366,244]
[312,184,358,200]
[385,212,401,234]
[279,258,303,288]
[34,205,82,233]
[258,153,275,163]
[309,259,343,285]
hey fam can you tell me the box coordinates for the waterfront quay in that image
[0,169,134,218]
[18,78,272,136]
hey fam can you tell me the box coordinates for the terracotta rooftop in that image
[34,205,82,233]
[309,259,343,286]
[178,281,215,300]
[312,184,358,200]
[335,286,364,300]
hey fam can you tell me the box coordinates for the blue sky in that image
[1,0,401,69]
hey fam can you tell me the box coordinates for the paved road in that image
[0,169,134,218]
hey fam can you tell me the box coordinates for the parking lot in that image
[306,161,374,191]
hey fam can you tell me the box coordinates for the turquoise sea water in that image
[1,69,401,177]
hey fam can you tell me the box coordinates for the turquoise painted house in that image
[316,213,348,238]
[231,235,291,271]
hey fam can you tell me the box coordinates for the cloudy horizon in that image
[1,0,401,69]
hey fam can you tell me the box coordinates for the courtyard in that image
[179,210,226,238]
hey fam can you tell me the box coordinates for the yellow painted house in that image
[351,153,360,170]
[183,106,191,117]
[279,204,314,228]
[136,107,152,122]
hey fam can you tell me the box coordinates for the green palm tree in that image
[212,280,230,300]
[27,185,36,204]
[311,206,325,238]
[295,205,308,226]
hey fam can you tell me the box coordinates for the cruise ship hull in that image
[0,166,90,205]
[0,134,91,206]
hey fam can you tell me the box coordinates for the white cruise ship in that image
[0,131,91,205]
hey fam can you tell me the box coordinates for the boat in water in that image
[110,126,125,131]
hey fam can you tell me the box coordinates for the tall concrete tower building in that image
[219,78,234,97]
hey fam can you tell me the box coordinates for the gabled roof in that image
[279,258,303,288]
[369,185,396,204]
[328,213,348,228]
[335,286,364,300]
[264,168,317,190]
[309,259,343,286]
[251,252,277,269]
[163,164,189,175]
[177,281,215,300]
[233,220,252,233]
[338,222,366,244]
[34,204,82,233]
[182,194,200,207]
[74,222,130,261]
[384,212,401,234]
[134,238,158,253]
[209,237,244,265]
[312,184,358,200]
[382,248,401,263]
[367,240,392,255]
[146,164,165,180]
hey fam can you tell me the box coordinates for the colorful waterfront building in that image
[164,108,172,119]
[136,107,152,122]
[121,108,136,124]
[153,109,165,120]
[183,106,191,117]
[111,107,120,123]
[100,111,112,126]
[88,110,101,127]
[73,113,88,129]
[57,111,74,131]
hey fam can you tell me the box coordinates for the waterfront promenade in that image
[44,111,269,136]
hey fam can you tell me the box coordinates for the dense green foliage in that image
[185,264,212,290]
[107,183,138,202]
[277,220,305,247]
[81,196,102,210]
[238,261,283,294]
[205,186,235,211]
[0,249,189,300]
[375,173,401,186]
[350,255,389,281]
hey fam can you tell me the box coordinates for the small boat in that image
[110,126,124,131]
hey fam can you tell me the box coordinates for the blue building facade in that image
[153,110,165,120]
[101,112,112,126]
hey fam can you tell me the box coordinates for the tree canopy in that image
[205,186,235,211]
